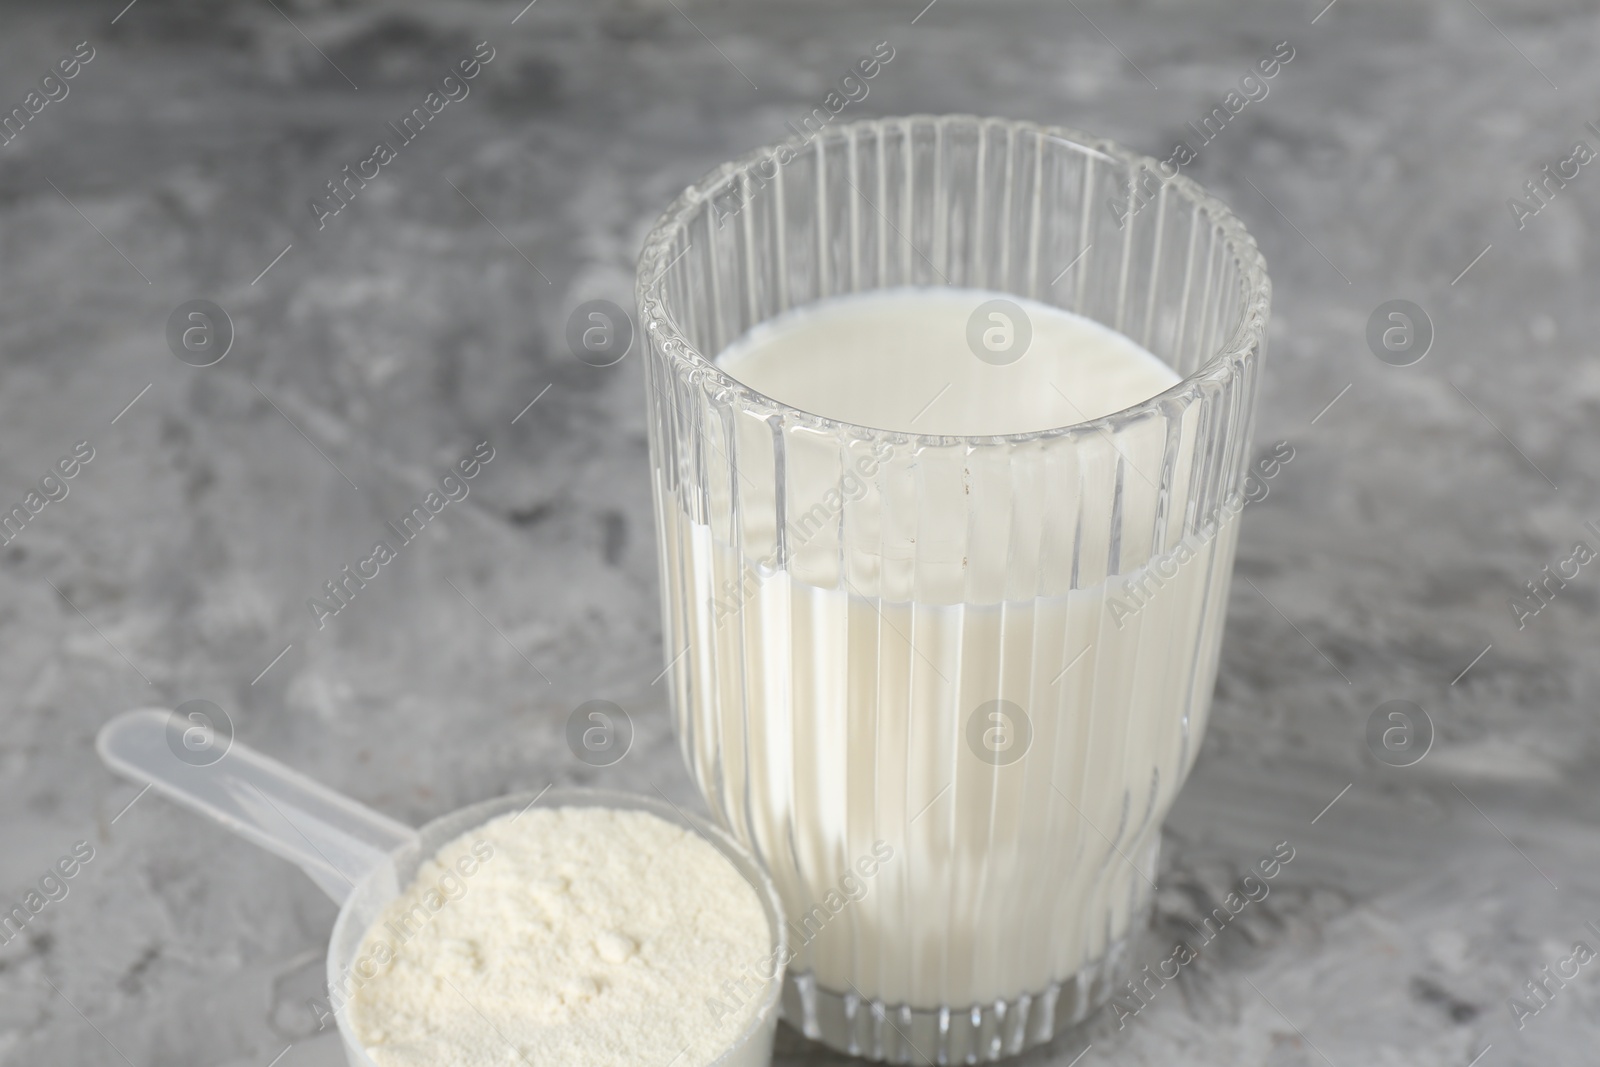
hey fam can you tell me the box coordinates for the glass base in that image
[780,937,1131,1064]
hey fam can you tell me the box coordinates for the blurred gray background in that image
[0,0,1595,1063]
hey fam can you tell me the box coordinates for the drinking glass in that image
[637,115,1269,1063]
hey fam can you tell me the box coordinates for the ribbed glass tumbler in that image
[637,116,1269,1063]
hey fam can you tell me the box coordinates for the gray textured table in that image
[1,0,1594,1063]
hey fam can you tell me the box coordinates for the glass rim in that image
[636,113,1271,447]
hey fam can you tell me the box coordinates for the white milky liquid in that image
[659,289,1239,1009]
[714,288,1180,436]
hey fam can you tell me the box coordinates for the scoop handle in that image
[97,708,420,904]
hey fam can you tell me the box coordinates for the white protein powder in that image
[348,806,771,1067]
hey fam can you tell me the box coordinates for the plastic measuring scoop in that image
[97,708,786,1067]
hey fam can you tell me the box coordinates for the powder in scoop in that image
[347,806,771,1067]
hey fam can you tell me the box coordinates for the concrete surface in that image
[0,0,1594,1064]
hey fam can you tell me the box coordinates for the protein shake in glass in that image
[638,116,1269,1063]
